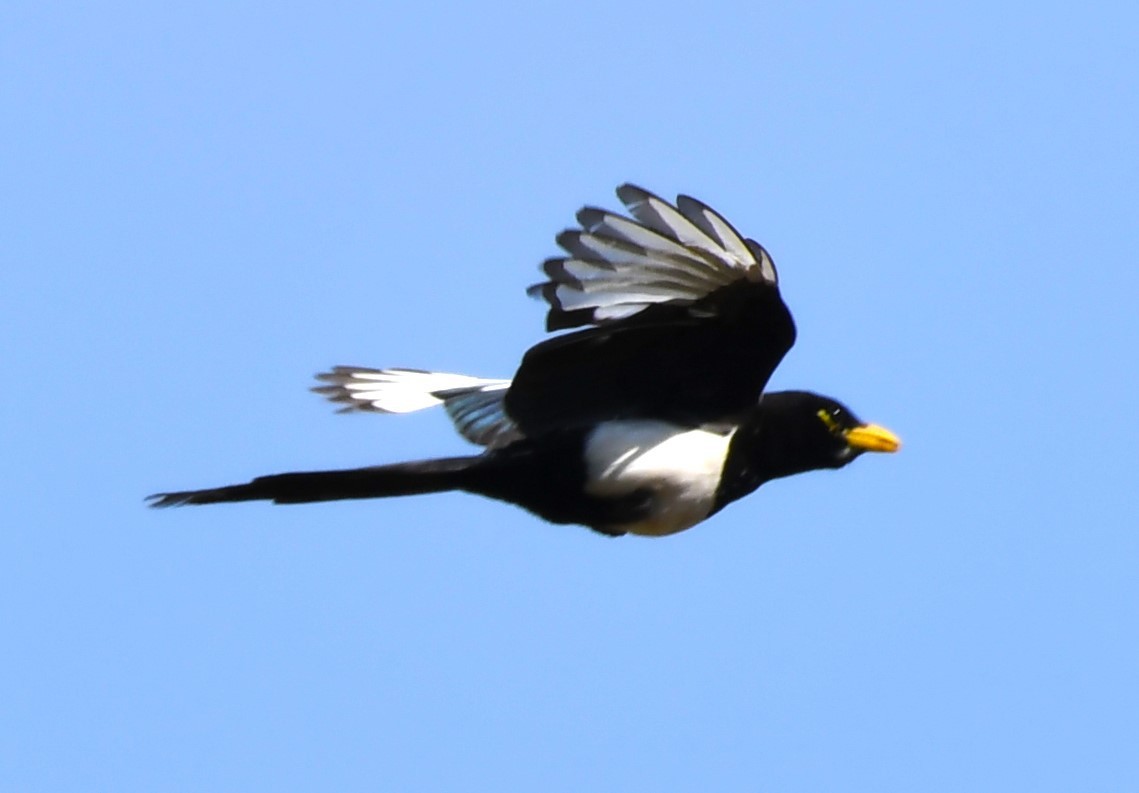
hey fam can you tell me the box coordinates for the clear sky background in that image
[4,2,1138,790]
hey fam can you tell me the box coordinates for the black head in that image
[746,390,900,482]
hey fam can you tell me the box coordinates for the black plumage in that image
[149,185,899,537]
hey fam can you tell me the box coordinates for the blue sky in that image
[4,2,1138,790]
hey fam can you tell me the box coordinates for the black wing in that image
[506,185,796,434]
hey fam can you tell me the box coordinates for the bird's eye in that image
[816,409,841,434]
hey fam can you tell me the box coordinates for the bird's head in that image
[753,391,900,479]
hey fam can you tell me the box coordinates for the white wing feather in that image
[313,367,520,448]
[528,184,777,330]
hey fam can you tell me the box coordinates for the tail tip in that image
[146,491,195,508]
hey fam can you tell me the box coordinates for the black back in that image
[505,279,795,434]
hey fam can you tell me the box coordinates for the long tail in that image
[146,456,479,508]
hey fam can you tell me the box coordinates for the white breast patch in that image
[583,420,736,536]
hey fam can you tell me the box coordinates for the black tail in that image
[147,456,480,508]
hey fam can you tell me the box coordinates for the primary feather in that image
[529,184,778,331]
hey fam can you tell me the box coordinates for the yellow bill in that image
[843,423,901,453]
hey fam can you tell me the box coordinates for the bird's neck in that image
[712,405,831,512]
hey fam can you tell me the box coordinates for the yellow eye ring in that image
[816,408,840,433]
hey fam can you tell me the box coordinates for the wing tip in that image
[615,182,652,206]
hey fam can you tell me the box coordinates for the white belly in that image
[583,420,735,536]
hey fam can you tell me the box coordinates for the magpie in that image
[148,185,900,537]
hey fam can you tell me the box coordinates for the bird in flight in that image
[148,185,899,536]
